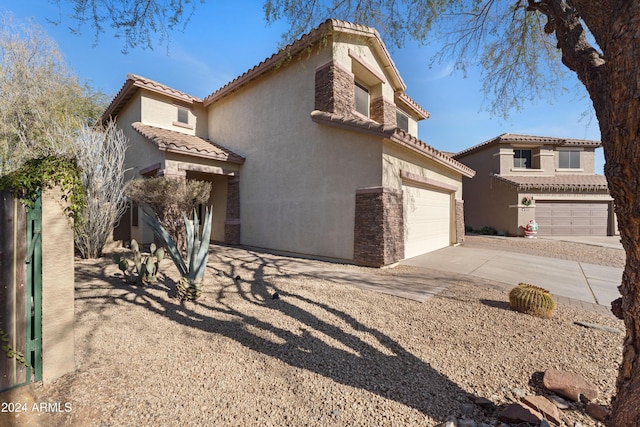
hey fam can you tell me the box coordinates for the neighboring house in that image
[102,19,475,267]
[453,133,615,236]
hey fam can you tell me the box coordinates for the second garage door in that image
[535,201,609,235]
[403,184,452,259]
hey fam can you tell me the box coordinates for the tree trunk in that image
[592,6,640,425]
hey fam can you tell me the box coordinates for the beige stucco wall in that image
[140,91,208,137]
[456,147,518,234]
[41,188,75,383]
[207,43,383,261]
[381,141,464,199]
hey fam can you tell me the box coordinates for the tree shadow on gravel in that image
[71,247,495,423]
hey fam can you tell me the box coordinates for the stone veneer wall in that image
[315,61,355,116]
[41,188,75,382]
[371,96,397,127]
[456,199,465,244]
[224,176,241,244]
[353,187,404,267]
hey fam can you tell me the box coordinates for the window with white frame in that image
[513,149,533,168]
[559,150,580,168]
[354,81,370,117]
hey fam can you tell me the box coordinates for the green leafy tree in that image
[261,1,640,424]
[0,14,108,175]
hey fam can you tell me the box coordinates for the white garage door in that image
[403,184,451,259]
[536,202,609,235]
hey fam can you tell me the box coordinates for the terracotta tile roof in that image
[491,173,609,191]
[203,19,407,107]
[454,133,601,158]
[395,93,430,120]
[101,74,202,122]
[132,123,245,163]
[310,110,475,178]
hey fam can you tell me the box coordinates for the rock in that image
[540,420,551,427]
[234,275,241,281]
[542,369,598,402]
[585,403,609,422]
[511,387,528,398]
[573,321,622,334]
[217,270,225,277]
[521,395,562,425]
[499,402,544,424]
[548,395,570,409]
[473,397,498,413]
[460,403,475,418]
[436,416,457,427]
[272,292,280,300]
[458,419,477,427]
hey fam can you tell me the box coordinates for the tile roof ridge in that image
[396,92,430,119]
[310,110,475,178]
[390,129,475,177]
[131,122,245,162]
[126,73,202,103]
[204,19,405,106]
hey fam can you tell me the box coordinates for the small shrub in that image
[480,226,498,235]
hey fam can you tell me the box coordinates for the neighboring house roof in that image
[310,110,475,178]
[101,74,203,122]
[491,173,609,191]
[132,122,245,164]
[203,19,412,108]
[454,133,601,158]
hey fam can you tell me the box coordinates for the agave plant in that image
[143,207,213,301]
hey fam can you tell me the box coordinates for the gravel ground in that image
[0,237,625,426]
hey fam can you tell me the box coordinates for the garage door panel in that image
[403,185,451,258]
[536,202,609,236]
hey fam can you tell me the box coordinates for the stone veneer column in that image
[353,187,404,267]
[224,176,240,245]
[456,199,465,244]
[370,96,397,127]
[315,61,355,116]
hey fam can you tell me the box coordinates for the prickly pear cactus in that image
[508,283,556,318]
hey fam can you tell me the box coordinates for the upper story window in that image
[396,111,409,132]
[559,150,580,168]
[354,81,370,118]
[513,149,532,168]
[177,107,189,124]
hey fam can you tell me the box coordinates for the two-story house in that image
[453,133,615,236]
[102,19,475,267]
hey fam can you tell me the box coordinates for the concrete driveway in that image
[401,244,622,308]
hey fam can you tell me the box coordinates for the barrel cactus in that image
[508,283,556,318]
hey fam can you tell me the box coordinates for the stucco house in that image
[103,19,475,267]
[453,133,615,236]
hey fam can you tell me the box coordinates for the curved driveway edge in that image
[401,245,622,310]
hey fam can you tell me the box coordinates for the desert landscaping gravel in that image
[0,236,625,426]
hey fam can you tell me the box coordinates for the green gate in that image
[0,190,42,392]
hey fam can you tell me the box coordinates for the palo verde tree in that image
[49,0,203,52]
[261,1,640,425]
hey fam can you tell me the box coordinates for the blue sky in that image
[4,1,604,173]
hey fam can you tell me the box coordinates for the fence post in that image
[40,188,75,382]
